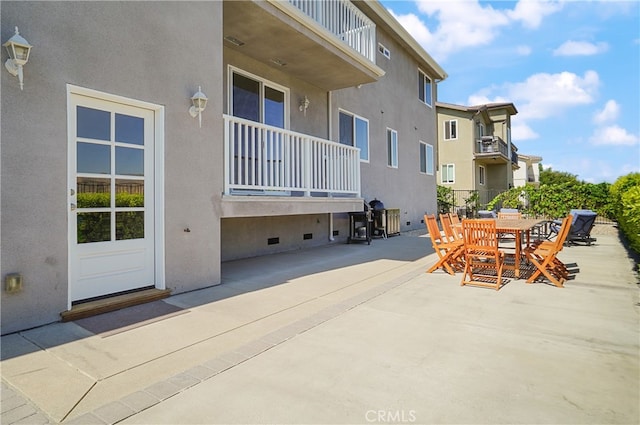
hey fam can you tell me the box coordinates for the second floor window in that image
[418,70,432,107]
[339,110,369,162]
[387,128,398,168]
[419,141,434,175]
[231,69,286,128]
[441,164,455,184]
[444,120,458,140]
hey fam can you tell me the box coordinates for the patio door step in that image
[61,288,171,322]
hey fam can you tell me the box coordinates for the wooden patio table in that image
[494,218,546,278]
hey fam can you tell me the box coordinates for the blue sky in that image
[380,0,640,183]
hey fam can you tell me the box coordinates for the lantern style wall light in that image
[299,95,310,116]
[189,86,208,128]
[3,27,32,91]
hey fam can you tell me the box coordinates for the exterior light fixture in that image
[299,96,310,116]
[3,27,32,91]
[189,86,208,128]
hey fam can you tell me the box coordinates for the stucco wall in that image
[1,1,223,334]
[331,29,439,231]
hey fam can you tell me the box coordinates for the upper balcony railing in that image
[224,115,361,197]
[288,0,376,62]
[475,136,518,166]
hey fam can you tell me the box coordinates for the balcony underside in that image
[474,153,510,165]
[223,0,384,90]
[221,195,364,218]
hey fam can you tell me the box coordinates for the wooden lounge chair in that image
[424,214,464,275]
[525,214,573,287]
[460,219,505,290]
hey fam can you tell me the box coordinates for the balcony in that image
[221,115,363,218]
[289,0,376,62]
[223,0,384,90]
[475,136,518,167]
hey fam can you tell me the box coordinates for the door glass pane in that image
[264,87,284,128]
[233,73,260,122]
[116,211,144,240]
[77,142,111,174]
[115,179,144,207]
[77,106,110,140]
[77,212,111,243]
[116,147,144,176]
[116,114,144,145]
[77,177,111,207]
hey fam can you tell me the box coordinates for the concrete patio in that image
[1,226,638,424]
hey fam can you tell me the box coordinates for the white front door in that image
[68,92,156,302]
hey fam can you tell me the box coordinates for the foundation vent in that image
[303,233,313,240]
[268,237,280,245]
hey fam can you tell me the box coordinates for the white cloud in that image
[516,45,532,56]
[589,125,639,146]
[593,100,620,124]
[507,0,564,29]
[468,70,599,121]
[389,0,562,61]
[553,40,609,56]
[511,121,539,141]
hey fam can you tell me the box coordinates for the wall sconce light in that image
[189,86,208,128]
[299,96,310,116]
[3,27,32,91]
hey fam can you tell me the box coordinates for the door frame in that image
[66,84,165,310]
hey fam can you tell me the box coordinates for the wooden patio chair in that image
[460,219,505,290]
[525,214,573,287]
[440,213,462,242]
[424,214,464,275]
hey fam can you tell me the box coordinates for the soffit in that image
[223,1,384,90]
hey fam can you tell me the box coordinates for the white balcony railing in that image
[288,0,376,62]
[224,115,361,197]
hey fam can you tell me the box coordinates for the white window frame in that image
[378,43,390,59]
[227,66,290,128]
[441,163,455,184]
[479,165,486,186]
[419,141,434,175]
[476,121,485,138]
[339,109,369,163]
[444,120,458,141]
[418,69,432,107]
[387,128,398,168]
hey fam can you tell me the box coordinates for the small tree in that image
[437,185,454,213]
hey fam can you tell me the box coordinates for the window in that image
[418,70,432,107]
[339,110,369,162]
[378,43,390,59]
[476,121,485,138]
[444,120,457,140]
[387,128,398,168]
[231,68,287,128]
[479,165,486,185]
[419,142,434,175]
[441,164,455,184]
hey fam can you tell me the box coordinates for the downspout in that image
[328,91,335,241]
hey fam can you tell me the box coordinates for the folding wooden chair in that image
[440,213,462,242]
[525,215,572,287]
[460,219,505,290]
[424,214,464,275]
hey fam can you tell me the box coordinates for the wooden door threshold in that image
[61,288,172,322]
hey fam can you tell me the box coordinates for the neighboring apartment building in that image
[435,102,519,209]
[514,154,543,187]
[1,1,447,333]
